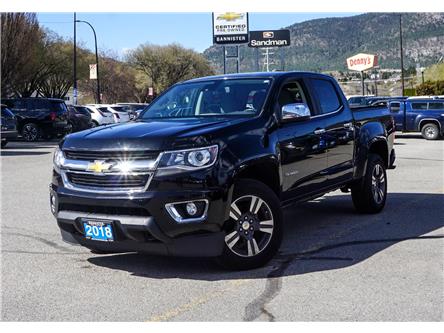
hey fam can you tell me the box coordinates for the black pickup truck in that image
[50,72,396,269]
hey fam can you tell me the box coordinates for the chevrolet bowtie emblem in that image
[217,12,244,21]
[87,160,113,173]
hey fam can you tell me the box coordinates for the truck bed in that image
[350,105,391,123]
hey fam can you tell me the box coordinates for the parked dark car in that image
[50,72,396,269]
[389,98,444,140]
[1,104,18,148]
[1,98,70,141]
[67,105,93,133]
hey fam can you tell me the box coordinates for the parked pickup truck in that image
[389,98,444,140]
[50,72,396,269]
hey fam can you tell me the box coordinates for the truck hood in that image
[61,117,249,151]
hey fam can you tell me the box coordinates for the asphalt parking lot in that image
[1,134,443,321]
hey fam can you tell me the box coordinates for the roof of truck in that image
[184,71,332,83]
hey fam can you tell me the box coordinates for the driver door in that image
[276,78,329,201]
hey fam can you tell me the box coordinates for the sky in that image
[37,12,360,57]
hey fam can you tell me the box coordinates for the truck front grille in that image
[64,150,159,161]
[65,172,151,191]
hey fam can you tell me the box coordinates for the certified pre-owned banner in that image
[213,12,249,45]
[248,30,291,48]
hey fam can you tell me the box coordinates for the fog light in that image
[186,202,198,216]
[50,194,57,214]
[165,200,208,223]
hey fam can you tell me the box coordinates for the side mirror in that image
[389,104,400,113]
[282,103,311,121]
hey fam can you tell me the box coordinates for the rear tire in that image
[217,179,283,270]
[421,123,440,140]
[351,153,387,214]
[21,123,40,142]
[1,140,7,148]
[91,120,99,128]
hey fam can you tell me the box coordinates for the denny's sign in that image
[346,53,378,72]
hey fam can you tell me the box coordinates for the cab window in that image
[428,102,444,110]
[310,79,342,114]
[411,102,428,110]
[277,81,309,110]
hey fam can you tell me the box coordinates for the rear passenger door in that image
[276,77,329,201]
[308,78,355,186]
[407,102,427,131]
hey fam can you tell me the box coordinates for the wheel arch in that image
[18,119,40,132]
[418,119,442,133]
[231,155,281,199]
[355,137,389,179]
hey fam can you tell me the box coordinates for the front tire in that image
[351,153,387,214]
[217,179,283,270]
[421,123,440,140]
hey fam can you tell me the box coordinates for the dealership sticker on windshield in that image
[83,219,114,242]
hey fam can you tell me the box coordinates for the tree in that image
[79,50,138,104]
[128,43,214,95]
[0,13,45,97]
[416,80,444,95]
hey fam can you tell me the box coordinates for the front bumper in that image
[50,183,230,257]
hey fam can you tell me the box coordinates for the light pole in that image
[399,14,405,96]
[74,18,101,103]
[73,13,77,105]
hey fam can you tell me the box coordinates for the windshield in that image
[140,79,272,119]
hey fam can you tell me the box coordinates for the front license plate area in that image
[82,219,114,242]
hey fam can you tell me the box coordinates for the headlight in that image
[158,145,218,171]
[53,147,65,172]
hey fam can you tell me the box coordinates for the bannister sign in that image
[346,53,378,72]
[213,12,249,44]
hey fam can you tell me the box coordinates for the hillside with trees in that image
[204,13,444,73]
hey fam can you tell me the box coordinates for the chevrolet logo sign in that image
[263,31,274,39]
[87,160,113,173]
[217,12,244,21]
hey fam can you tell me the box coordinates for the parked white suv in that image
[88,104,131,123]
[84,105,115,127]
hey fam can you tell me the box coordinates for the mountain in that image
[203,13,444,73]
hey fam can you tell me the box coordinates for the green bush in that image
[416,80,444,95]
[403,88,416,97]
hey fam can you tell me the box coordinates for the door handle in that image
[343,122,353,128]
[314,128,326,135]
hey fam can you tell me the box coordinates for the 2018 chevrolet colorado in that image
[50,72,396,269]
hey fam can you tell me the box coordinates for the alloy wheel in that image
[224,195,274,257]
[22,124,38,141]
[371,164,386,204]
